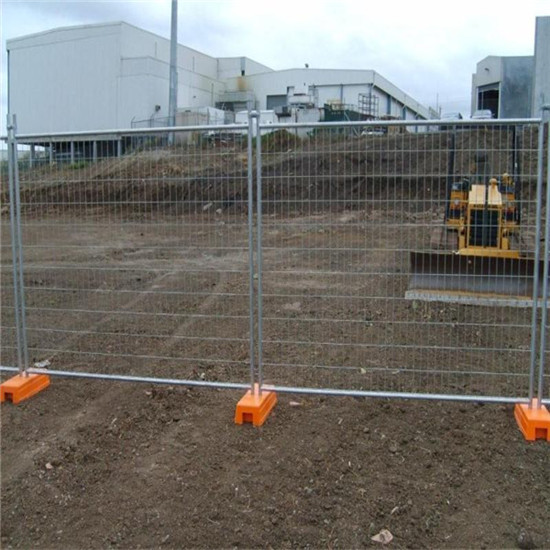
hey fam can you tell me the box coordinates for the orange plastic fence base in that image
[235,386,277,427]
[514,400,550,442]
[0,373,50,404]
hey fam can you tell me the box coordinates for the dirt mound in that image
[3,128,541,217]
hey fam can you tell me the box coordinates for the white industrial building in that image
[7,20,432,152]
[224,68,429,120]
[7,22,271,135]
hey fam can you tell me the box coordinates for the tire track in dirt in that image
[36,268,180,366]
[1,268,182,480]
[2,249,244,483]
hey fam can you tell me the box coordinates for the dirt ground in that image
[1,379,549,549]
[1,133,549,548]
[2,211,549,549]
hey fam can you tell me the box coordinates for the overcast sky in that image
[0,0,549,129]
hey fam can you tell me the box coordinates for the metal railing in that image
[1,113,549,407]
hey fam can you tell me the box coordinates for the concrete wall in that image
[533,16,550,116]
[470,56,502,115]
[471,55,534,118]
[501,57,533,118]
[472,57,503,88]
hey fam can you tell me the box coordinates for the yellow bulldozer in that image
[408,150,544,304]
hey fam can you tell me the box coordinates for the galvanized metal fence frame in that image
[5,114,30,375]
[1,112,549,408]
[534,107,550,407]
[252,114,549,406]
[2,116,257,395]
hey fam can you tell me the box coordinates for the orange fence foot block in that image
[515,400,550,442]
[0,373,51,404]
[235,386,277,427]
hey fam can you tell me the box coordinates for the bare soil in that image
[1,132,549,549]
[1,379,549,549]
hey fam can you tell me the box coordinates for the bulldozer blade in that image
[408,251,546,302]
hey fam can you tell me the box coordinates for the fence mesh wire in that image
[2,128,253,385]
[257,122,546,398]
[1,120,549,401]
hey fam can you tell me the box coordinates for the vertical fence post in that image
[536,105,550,407]
[515,107,550,441]
[6,114,24,374]
[11,117,30,374]
[0,115,48,404]
[254,113,264,397]
[247,111,256,394]
[234,111,277,426]
[527,114,546,405]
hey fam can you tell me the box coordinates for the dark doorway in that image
[478,86,499,117]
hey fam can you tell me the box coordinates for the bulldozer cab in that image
[458,180,519,258]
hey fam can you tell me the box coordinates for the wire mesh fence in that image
[1,123,254,389]
[256,119,548,401]
[1,116,549,403]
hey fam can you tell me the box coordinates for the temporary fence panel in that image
[1,116,549,406]
[255,119,549,402]
[1,124,256,389]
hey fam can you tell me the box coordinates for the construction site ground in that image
[1,131,549,548]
